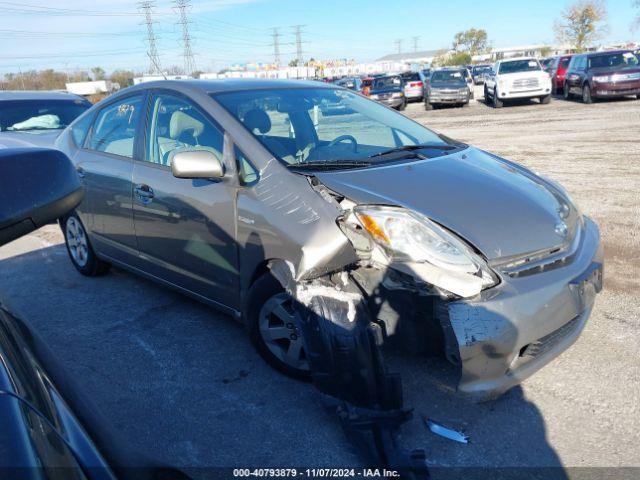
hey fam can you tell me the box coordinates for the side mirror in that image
[170,150,225,180]
[0,148,83,247]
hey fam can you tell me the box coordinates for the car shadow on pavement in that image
[0,237,567,478]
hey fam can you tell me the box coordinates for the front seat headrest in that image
[242,109,271,135]
[170,111,204,140]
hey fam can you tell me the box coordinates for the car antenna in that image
[147,53,167,81]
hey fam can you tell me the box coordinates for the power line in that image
[174,0,197,75]
[138,1,162,75]
[0,1,144,16]
[0,48,148,60]
[271,27,281,66]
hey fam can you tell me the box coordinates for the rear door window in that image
[88,95,144,158]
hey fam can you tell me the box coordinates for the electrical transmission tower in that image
[271,27,281,66]
[174,0,197,75]
[292,25,306,65]
[394,38,403,55]
[138,1,162,74]
[412,36,420,53]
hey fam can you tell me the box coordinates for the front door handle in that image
[76,167,86,179]
[134,184,155,202]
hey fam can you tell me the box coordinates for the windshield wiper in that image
[368,143,460,159]
[288,160,372,170]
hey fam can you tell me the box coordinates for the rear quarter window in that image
[70,111,94,147]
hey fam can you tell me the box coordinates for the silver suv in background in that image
[424,68,472,109]
[401,71,426,101]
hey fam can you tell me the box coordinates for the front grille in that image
[519,316,581,359]
[512,77,540,89]
[612,72,640,82]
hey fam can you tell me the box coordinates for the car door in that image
[131,90,240,310]
[79,93,145,263]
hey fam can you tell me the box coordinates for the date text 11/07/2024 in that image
[233,469,400,478]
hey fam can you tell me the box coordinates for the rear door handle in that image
[134,184,155,202]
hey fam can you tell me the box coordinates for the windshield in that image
[402,73,420,81]
[431,71,466,84]
[213,87,454,167]
[336,78,359,90]
[372,76,402,90]
[589,51,639,69]
[0,99,91,132]
[472,66,492,74]
[499,59,542,74]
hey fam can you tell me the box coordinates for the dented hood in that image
[314,147,577,261]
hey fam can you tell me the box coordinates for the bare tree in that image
[554,0,608,52]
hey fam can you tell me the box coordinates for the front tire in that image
[493,89,503,108]
[540,94,551,104]
[62,213,110,276]
[397,99,407,111]
[582,84,593,104]
[247,273,310,380]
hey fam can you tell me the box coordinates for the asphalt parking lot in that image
[1,88,639,477]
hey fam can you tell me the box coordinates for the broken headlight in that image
[354,206,496,286]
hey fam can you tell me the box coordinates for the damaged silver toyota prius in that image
[56,79,603,407]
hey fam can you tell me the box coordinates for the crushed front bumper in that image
[447,217,603,398]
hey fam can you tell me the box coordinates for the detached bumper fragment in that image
[296,289,429,478]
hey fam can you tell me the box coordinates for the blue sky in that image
[0,0,637,74]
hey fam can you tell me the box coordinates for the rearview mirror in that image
[0,148,83,247]
[171,150,225,180]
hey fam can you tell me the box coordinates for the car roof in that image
[585,49,634,57]
[0,90,87,101]
[118,78,334,97]
[497,57,539,63]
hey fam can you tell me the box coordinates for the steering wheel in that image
[327,134,358,153]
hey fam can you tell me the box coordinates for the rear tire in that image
[582,84,593,104]
[563,82,572,100]
[62,212,110,277]
[247,273,311,381]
